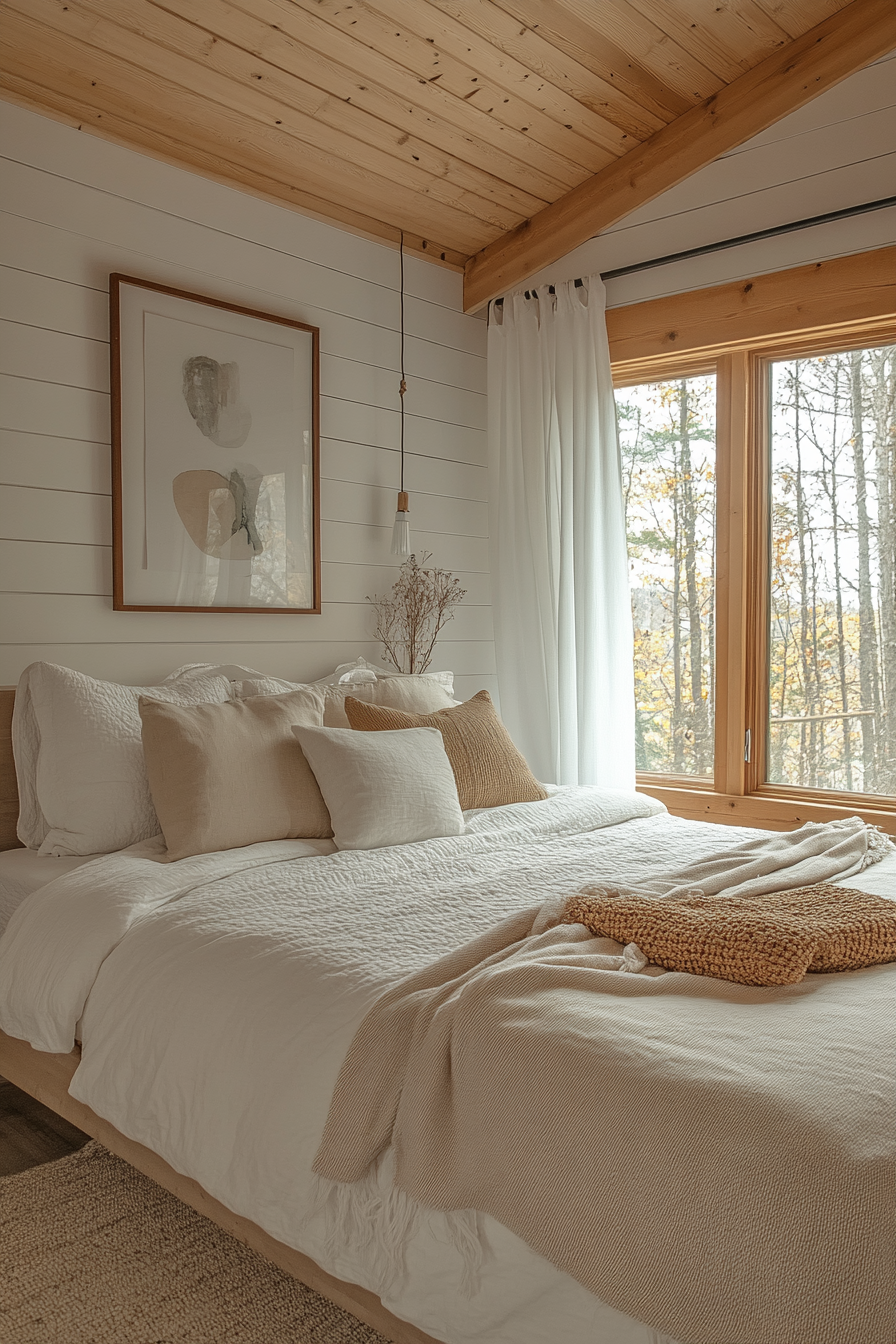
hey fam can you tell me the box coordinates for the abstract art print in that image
[111,274,320,612]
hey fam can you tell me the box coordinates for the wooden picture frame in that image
[110,274,321,613]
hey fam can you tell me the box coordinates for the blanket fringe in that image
[443,1206,484,1297]
[308,1156,419,1295]
[308,1155,484,1298]
[862,824,895,869]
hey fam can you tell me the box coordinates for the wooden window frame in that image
[608,248,896,834]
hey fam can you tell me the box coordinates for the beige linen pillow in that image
[292,725,464,850]
[139,687,331,860]
[344,690,547,811]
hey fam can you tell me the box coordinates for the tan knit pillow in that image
[139,687,332,860]
[344,690,547,811]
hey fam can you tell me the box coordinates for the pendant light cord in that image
[399,231,406,493]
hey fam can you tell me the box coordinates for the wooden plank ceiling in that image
[2,0,893,310]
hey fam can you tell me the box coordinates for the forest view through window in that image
[768,344,896,795]
[615,375,716,777]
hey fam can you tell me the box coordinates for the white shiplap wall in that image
[0,101,495,700]
[517,52,896,308]
[2,56,892,697]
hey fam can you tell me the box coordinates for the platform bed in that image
[0,1029,439,1344]
[1,680,894,1344]
[0,686,434,1343]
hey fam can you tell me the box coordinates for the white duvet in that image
[2,789,893,1344]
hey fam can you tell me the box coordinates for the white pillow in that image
[315,656,455,694]
[292,725,464,851]
[315,657,379,687]
[12,662,233,856]
[231,675,299,697]
[174,658,456,699]
[234,671,458,728]
[324,675,458,728]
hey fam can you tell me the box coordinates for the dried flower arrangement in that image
[368,553,466,674]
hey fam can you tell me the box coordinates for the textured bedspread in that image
[1,791,893,1344]
[315,824,896,1344]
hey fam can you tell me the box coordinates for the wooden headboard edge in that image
[0,686,22,851]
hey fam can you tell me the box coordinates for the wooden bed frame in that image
[2,673,890,1343]
[0,684,441,1344]
[0,687,19,853]
[0,1032,440,1344]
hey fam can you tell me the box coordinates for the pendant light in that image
[391,232,411,556]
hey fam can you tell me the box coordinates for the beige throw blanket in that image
[314,820,895,1344]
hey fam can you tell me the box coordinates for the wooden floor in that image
[0,1074,90,1177]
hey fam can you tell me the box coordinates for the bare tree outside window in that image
[615,376,717,777]
[768,344,896,795]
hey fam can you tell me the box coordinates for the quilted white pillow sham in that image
[13,662,233,856]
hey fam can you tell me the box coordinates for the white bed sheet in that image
[836,846,896,893]
[1,793,892,1344]
[0,847,97,936]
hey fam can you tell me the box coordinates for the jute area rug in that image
[0,1140,389,1343]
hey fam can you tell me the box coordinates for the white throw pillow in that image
[321,675,458,728]
[315,657,455,694]
[13,662,233,856]
[292,725,465,851]
[234,670,458,728]
[231,675,299,697]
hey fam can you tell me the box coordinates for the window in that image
[616,375,716,778]
[609,249,895,830]
[767,346,895,795]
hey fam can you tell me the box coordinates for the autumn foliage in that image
[616,344,896,797]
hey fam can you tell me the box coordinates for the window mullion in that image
[713,352,750,796]
[744,353,770,795]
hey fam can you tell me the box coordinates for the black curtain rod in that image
[493,197,896,304]
[600,196,896,281]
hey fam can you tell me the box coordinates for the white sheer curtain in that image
[487,275,635,788]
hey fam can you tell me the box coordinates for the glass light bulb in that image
[391,510,411,556]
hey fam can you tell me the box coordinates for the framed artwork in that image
[110,273,320,613]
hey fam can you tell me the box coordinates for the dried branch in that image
[368,553,467,674]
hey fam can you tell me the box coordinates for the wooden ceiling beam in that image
[463,0,896,312]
